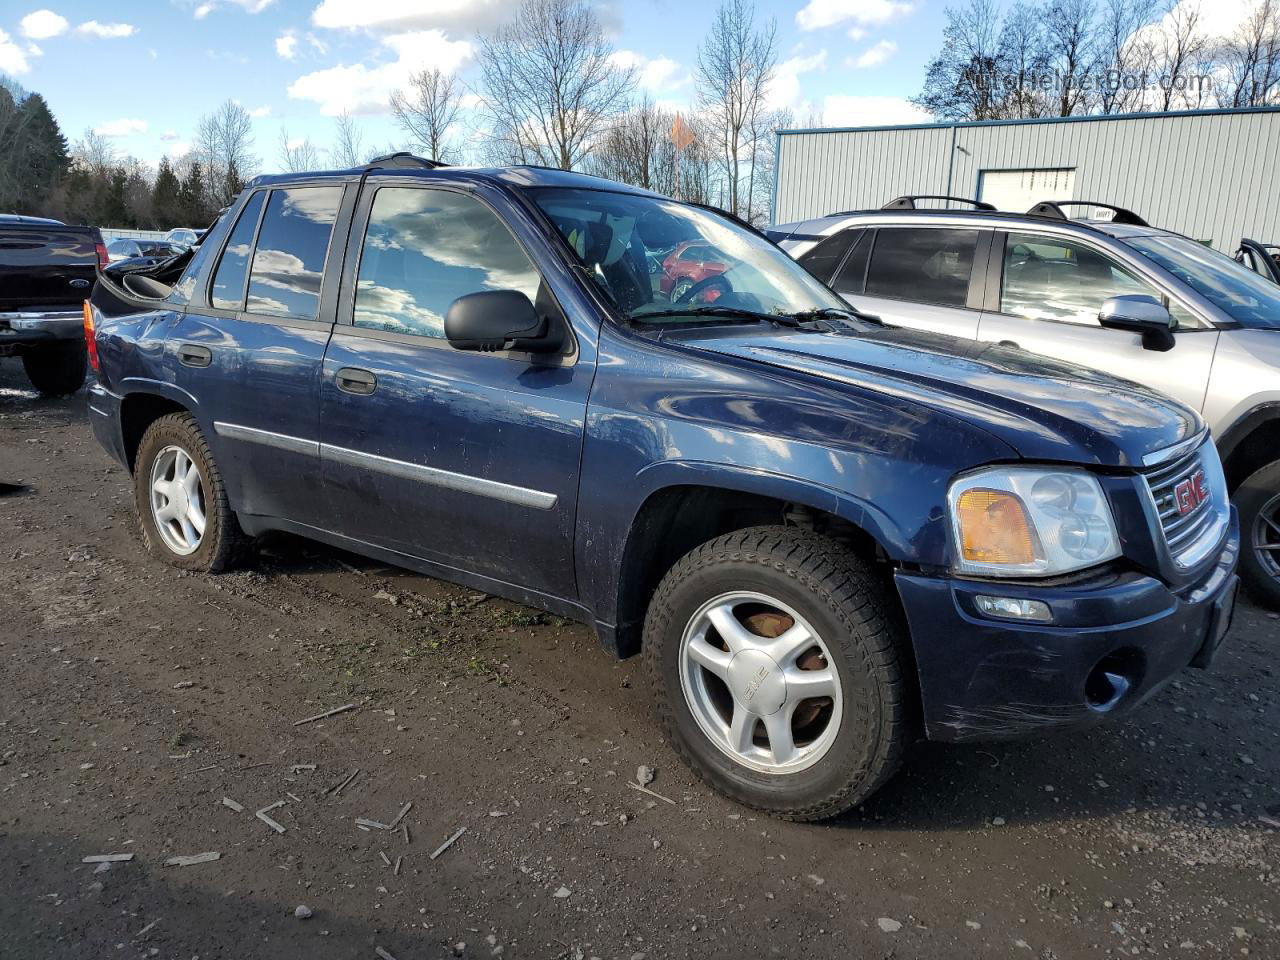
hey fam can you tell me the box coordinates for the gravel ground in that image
[0,358,1277,960]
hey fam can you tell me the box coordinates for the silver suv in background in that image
[772,197,1280,607]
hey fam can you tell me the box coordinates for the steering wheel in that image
[675,273,733,304]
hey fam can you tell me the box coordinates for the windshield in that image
[529,187,850,324]
[1125,234,1280,329]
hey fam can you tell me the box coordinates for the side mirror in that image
[444,290,561,353]
[1098,295,1176,352]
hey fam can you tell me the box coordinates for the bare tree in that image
[72,128,118,175]
[696,0,778,217]
[278,125,322,173]
[390,69,462,162]
[588,98,675,192]
[994,2,1051,118]
[1097,0,1161,114]
[195,99,257,206]
[1153,0,1209,110]
[477,0,635,170]
[912,0,1005,121]
[1040,0,1099,115]
[331,110,366,167]
[1220,0,1280,107]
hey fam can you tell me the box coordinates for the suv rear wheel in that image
[1236,459,1280,608]
[644,527,909,821]
[22,340,86,396]
[133,413,247,573]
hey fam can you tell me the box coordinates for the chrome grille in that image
[1142,440,1228,569]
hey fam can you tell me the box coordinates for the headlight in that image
[947,467,1121,577]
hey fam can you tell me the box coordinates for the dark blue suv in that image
[86,156,1239,820]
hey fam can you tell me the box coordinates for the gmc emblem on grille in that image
[1173,469,1209,516]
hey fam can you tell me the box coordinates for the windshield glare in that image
[530,187,848,323]
[1125,234,1280,328]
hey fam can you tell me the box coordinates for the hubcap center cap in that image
[725,649,786,716]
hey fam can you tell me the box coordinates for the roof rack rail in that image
[1026,200,1147,226]
[882,195,996,211]
[365,151,448,170]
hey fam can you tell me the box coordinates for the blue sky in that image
[0,0,943,171]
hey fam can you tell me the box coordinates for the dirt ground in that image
[0,358,1277,960]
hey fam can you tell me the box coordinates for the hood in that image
[669,325,1201,468]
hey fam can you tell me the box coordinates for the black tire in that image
[133,413,248,573]
[1235,459,1280,609]
[644,526,909,821]
[22,340,86,396]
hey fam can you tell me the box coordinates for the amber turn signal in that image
[956,488,1036,565]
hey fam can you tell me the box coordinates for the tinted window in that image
[210,190,265,310]
[1002,232,1190,327]
[866,228,977,308]
[353,188,541,339]
[833,230,872,293]
[245,186,342,320]
[798,229,860,284]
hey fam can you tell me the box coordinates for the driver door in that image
[976,231,1218,414]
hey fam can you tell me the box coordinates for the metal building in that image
[771,106,1280,252]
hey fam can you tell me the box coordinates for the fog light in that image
[974,595,1052,622]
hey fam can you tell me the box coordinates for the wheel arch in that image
[1218,404,1280,491]
[119,384,199,472]
[607,465,910,661]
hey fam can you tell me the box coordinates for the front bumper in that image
[896,508,1239,743]
[0,310,85,349]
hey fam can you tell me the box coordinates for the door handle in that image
[997,339,1020,349]
[335,366,377,396]
[177,344,212,368]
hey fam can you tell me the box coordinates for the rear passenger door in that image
[830,226,989,338]
[177,182,350,527]
[317,182,590,601]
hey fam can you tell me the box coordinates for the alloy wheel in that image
[149,445,207,556]
[1253,491,1280,582]
[678,591,843,775]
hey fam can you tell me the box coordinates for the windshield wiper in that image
[786,306,883,328]
[629,306,830,330]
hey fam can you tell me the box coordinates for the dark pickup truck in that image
[85,160,1239,820]
[0,214,104,395]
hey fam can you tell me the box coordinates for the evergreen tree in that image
[0,90,70,214]
[101,168,128,225]
[177,161,207,226]
[152,156,182,228]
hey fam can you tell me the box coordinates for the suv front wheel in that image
[1236,460,1280,608]
[644,527,909,821]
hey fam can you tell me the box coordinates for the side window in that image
[1000,232,1194,328]
[832,230,872,294]
[865,228,978,308]
[209,190,266,311]
[797,229,860,284]
[353,187,542,339]
[245,186,342,320]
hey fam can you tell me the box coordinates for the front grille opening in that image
[1085,648,1145,711]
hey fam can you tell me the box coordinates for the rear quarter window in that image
[865,227,978,308]
[245,186,343,321]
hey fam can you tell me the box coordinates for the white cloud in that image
[797,0,913,31]
[193,0,274,16]
[160,130,179,141]
[0,29,31,74]
[307,33,328,54]
[26,42,42,57]
[167,141,192,157]
[311,0,510,33]
[94,117,148,137]
[847,26,867,41]
[248,104,271,118]
[609,50,686,94]
[194,3,214,19]
[853,39,896,69]
[288,28,473,116]
[20,10,69,40]
[77,21,136,39]
[821,94,930,127]
[275,32,297,59]
[768,50,828,111]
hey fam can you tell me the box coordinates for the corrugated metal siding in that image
[773,109,1280,251]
